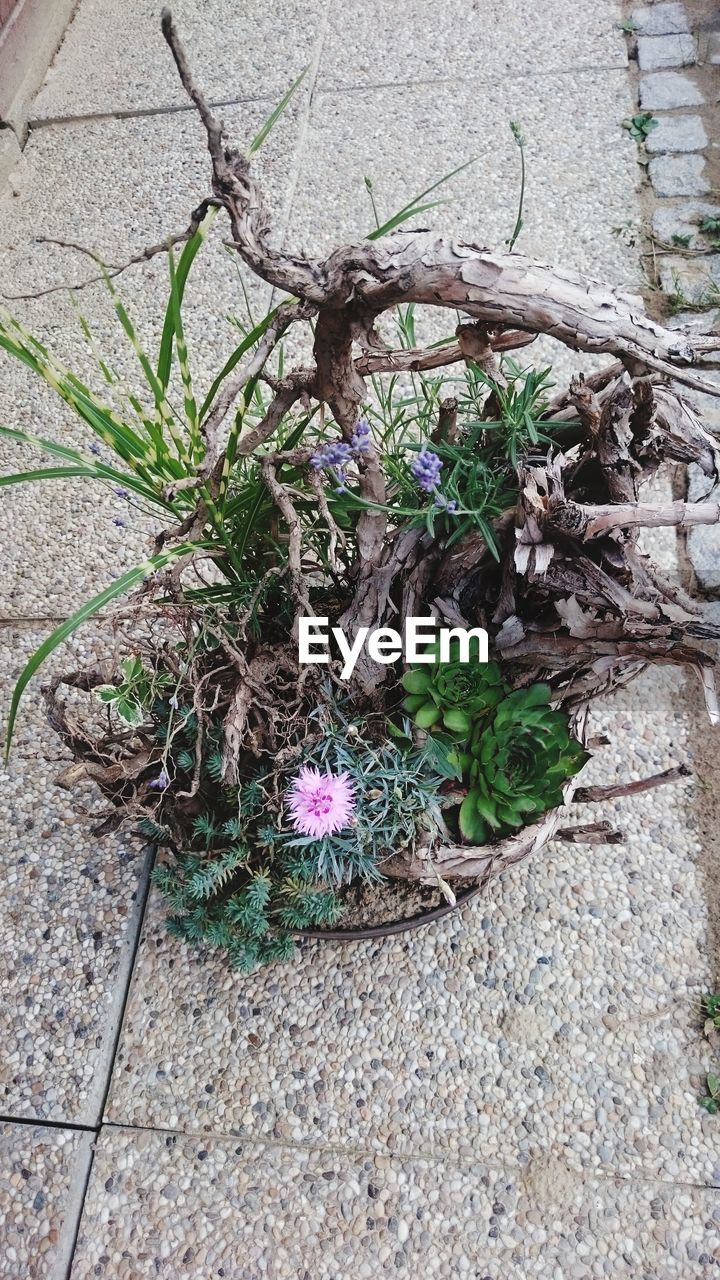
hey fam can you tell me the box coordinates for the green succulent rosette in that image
[458,683,589,844]
[401,641,508,740]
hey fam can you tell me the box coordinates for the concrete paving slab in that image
[0,1122,90,1280]
[105,665,718,1186]
[0,128,22,190]
[644,113,708,153]
[319,0,627,92]
[32,0,324,122]
[69,1126,720,1279]
[30,0,627,124]
[0,102,291,617]
[286,73,640,286]
[0,753,151,1125]
[649,153,710,197]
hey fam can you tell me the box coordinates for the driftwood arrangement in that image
[151,13,720,887]
[6,11,720,947]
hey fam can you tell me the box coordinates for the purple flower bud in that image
[434,493,457,513]
[112,516,126,528]
[114,487,129,498]
[411,449,443,494]
[148,769,170,791]
[351,418,371,454]
[89,441,102,456]
[310,439,353,471]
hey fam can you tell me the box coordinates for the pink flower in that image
[286,767,356,839]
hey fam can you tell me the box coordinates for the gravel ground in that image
[0,1123,89,1279]
[69,1125,720,1279]
[0,0,718,1274]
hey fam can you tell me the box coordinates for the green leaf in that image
[447,750,472,778]
[421,733,464,781]
[120,656,143,681]
[0,466,106,485]
[442,707,472,737]
[4,540,207,759]
[115,698,144,727]
[414,701,442,730]
[459,790,488,844]
[402,694,427,715]
[166,249,199,457]
[402,668,432,696]
[0,324,158,471]
[367,198,449,239]
[707,1074,720,1098]
[386,721,413,746]
[249,67,308,154]
[474,792,501,828]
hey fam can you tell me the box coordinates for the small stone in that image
[637,33,696,69]
[652,200,720,247]
[649,154,709,197]
[659,253,720,301]
[632,4,691,36]
[686,461,720,589]
[707,31,720,64]
[645,115,707,153]
[640,71,704,109]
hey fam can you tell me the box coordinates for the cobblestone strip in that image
[626,1,720,590]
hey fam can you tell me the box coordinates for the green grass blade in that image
[249,68,307,154]
[0,322,160,471]
[507,120,526,252]
[156,206,218,390]
[4,540,206,759]
[92,270,189,470]
[167,251,200,459]
[199,306,280,421]
[0,425,170,506]
[367,198,449,240]
[365,157,477,240]
[0,466,120,485]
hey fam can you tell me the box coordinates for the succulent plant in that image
[401,639,508,739]
[458,683,588,844]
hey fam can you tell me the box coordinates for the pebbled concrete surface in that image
[0,0,718,1275]
[69,1125,720,1279]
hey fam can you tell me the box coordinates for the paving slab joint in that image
[51,1129,95,1280]
[80,843,157,1127]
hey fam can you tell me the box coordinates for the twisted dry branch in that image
[54,11,720,887]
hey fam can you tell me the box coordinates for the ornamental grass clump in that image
[1,12,719,969]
